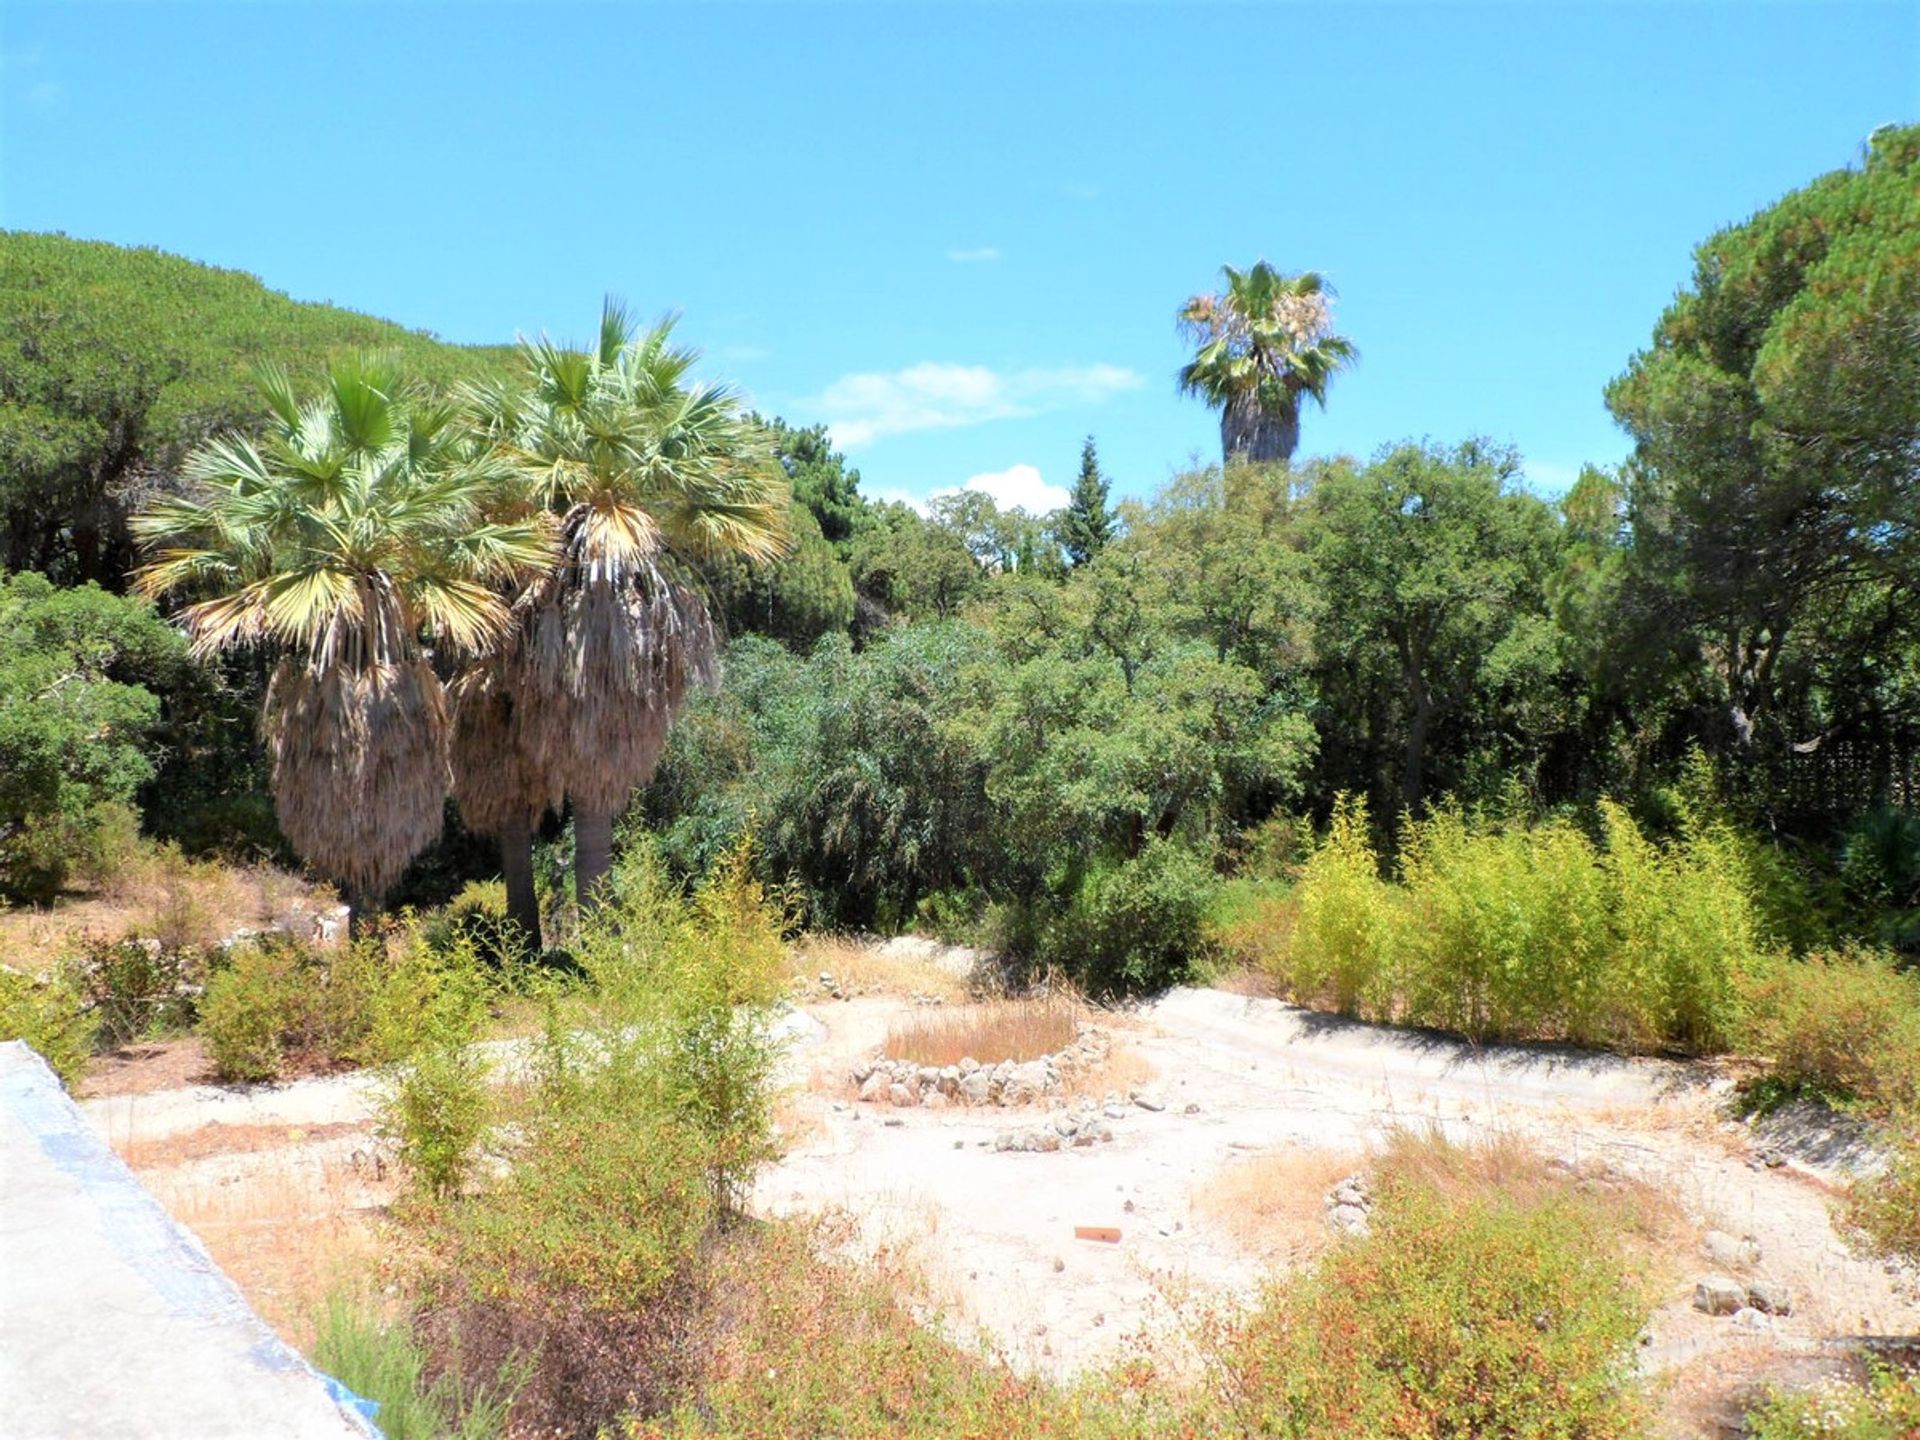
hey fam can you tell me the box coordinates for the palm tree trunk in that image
[347,885,380,940]
[573,804,617,916]
[499,812,541,954]
[1222,393,1301,466]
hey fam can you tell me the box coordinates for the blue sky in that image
[3,3,1915,513]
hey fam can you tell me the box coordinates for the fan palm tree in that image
[133,355,553,924]
[456,302,788,922]
[1178,262,1357,466]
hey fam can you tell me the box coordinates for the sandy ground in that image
[76,979,1920,1431]
[762,988,1920,1394]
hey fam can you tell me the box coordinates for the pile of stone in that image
[850,1025,1113,1108]
[1691,1229,1791,1329]
[992,1099,1117,1152]
[1325,1172,1372,1236]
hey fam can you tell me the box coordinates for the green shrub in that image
[1208,1133,1652,1439]
[64,935,198,1050]
[1284,796,1397,1015]
[199,941,297,1082]
[425,840,789,1436]
[1846,1112,1920,1267]
[375,929,493,1201]
[1397,810,1612,1044]
[311,1292,518,1440]
[1744,1363,1920,1440]
[1738,949,1920,1110]
[1045,839,1214,993]
[1601,801,1759,1052]
[0,966,95,1086]
[198,932,380,1083]
[1276,796,1770,1053]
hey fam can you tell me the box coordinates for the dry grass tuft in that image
[137,1141,394,1347]
[0,853,327,976]
[1193,1146,1366,1265]
[1374,1126,1693,1271]
[113,1119,372,1171]
[1058,1043,1157,1102]
[882,997,1081,1068]
[790,934,968,1003]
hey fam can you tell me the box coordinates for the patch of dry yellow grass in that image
[883,997,1081,1067]
[0,854,328,975]
[771,1094,829,1155]
[1193,1146,1365,1265]
[791,935,968,1003]
[137,1142,393,1348]
[1058,1044,1157,1102]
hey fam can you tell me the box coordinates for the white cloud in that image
[812,361,1143,448]
[945,464,1068,516]
[946,246,1001,264]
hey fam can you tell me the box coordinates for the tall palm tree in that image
[133,355,552,923]
[456,302,788,920]
[1178,262,1357,466]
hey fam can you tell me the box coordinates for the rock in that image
[1328,1203,1369,1235]
[1730,1306,1771,1331]
[888,1083,918,1108]
[882,1117,905,1128]
[1052,1112,1080,1137]
[1745,1279,1792,1316]
[1131,1088,1167,1113]
[1092,1123,1114,1143]
[1183,1102,1201,1115]
[1005,1061,1051,1104]
[992,1130,1016,1152]
[1026,1130,1063,1153]
[938,1065,961,1094]
[1327,1176,1371,1210]
[1694,1275,1748,1316]
[958,1057,979,1075]
[1703,1230,1761,1270]
[959,1071,992,1105]
[1103,1102,1128,1119]
[924,1092,950,1110]
[851,1059,875,1085]
[858,1073,888,1103]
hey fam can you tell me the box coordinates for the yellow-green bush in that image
[1286,796,1397,1015]
[423,840,790,1437]
[1397,811,1612,1043]
[1273,798,1770,1053]
[0,965,95,1086]
[198,932,383,1082]
[1600,801,1758,1052]
[1738,949,1920,1110]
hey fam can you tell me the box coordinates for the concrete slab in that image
[0,1042,377,1439]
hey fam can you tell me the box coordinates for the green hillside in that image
[0,231,517,586]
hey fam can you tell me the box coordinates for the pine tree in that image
[1060,436,1115,567]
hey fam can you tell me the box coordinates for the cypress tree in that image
[1060,436,1115,567]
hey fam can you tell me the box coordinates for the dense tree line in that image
[1,130,1916,980]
